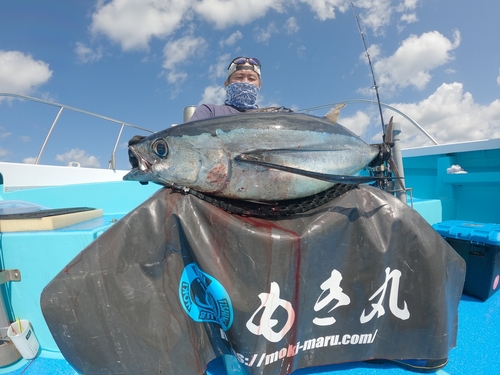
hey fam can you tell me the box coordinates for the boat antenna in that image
[350,1,386,138]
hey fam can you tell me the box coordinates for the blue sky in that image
[1,0,499,170]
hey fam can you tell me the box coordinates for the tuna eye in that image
[152,139,168,158]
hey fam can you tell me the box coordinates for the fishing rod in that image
[349,2,407,200]
[350,1,386,139]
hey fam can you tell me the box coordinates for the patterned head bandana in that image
[225,82,260,109]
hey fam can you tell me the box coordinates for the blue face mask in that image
[225,82,259,109]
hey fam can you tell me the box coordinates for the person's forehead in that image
[231,66,259,76]
[232,69,259,76]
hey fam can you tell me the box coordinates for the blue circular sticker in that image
[179,263,233,331]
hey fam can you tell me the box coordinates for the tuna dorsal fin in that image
[324,103,346,124]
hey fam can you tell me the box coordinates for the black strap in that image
[170,184,356,218]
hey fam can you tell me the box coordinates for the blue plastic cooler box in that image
[433,220,500,300]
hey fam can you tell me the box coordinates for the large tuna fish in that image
[124,109,389,201]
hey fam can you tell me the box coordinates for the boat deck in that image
[4,292,499,374]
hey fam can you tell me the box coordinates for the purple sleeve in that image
[188,104,242,121]
[189,105,213,121]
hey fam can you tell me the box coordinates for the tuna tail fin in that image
[369,116,406,191]
[234,154,393,185]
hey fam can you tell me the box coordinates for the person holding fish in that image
[189,56,291,121]
[127,56,291,168]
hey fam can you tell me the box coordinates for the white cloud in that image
[256,94,283,108]
[88,0,392,52]
[0,147,10,159]
[219,31,243,48]
[198,85,226,105]
[400,13,418,24]
[296,45,307,57]
[91,0,192,51]
[397,0,418,11]
[284,17,299,34]
[194,0,284,29]
[395,0,419,31]
[166,71,188,84]
[299,0,348,21]
[20,135,31,142]
[365,43,382,60]
[352,0,423,35]
[162,35,206,70]
[255,18,300,44]
[389,83,500,147]
[0,129,12,139]
[56,148,101,168]
[497,68,500,85]
[209,53,231,80]
[255,22,278,43]
[337,110,372,136]
[372,30,460,94]
[75,42,103,64]
[354,0,393,34]
[23,157,36,164]
[0,50,52,98]
[162,35,207,83]
[397,12,418,32]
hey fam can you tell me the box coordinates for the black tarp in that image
[41,185,465,374]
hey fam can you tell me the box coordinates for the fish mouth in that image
[124,146,153,184]
[128,146,151,172]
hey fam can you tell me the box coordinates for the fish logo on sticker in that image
[179,263,233,331]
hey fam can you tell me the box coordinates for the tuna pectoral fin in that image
[234,155,379,185]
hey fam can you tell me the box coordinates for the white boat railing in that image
[298,99,440,145]
[0,92,155,170]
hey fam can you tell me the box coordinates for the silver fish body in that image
[124,111,379,201]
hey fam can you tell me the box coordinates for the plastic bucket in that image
[7,320,39,360]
